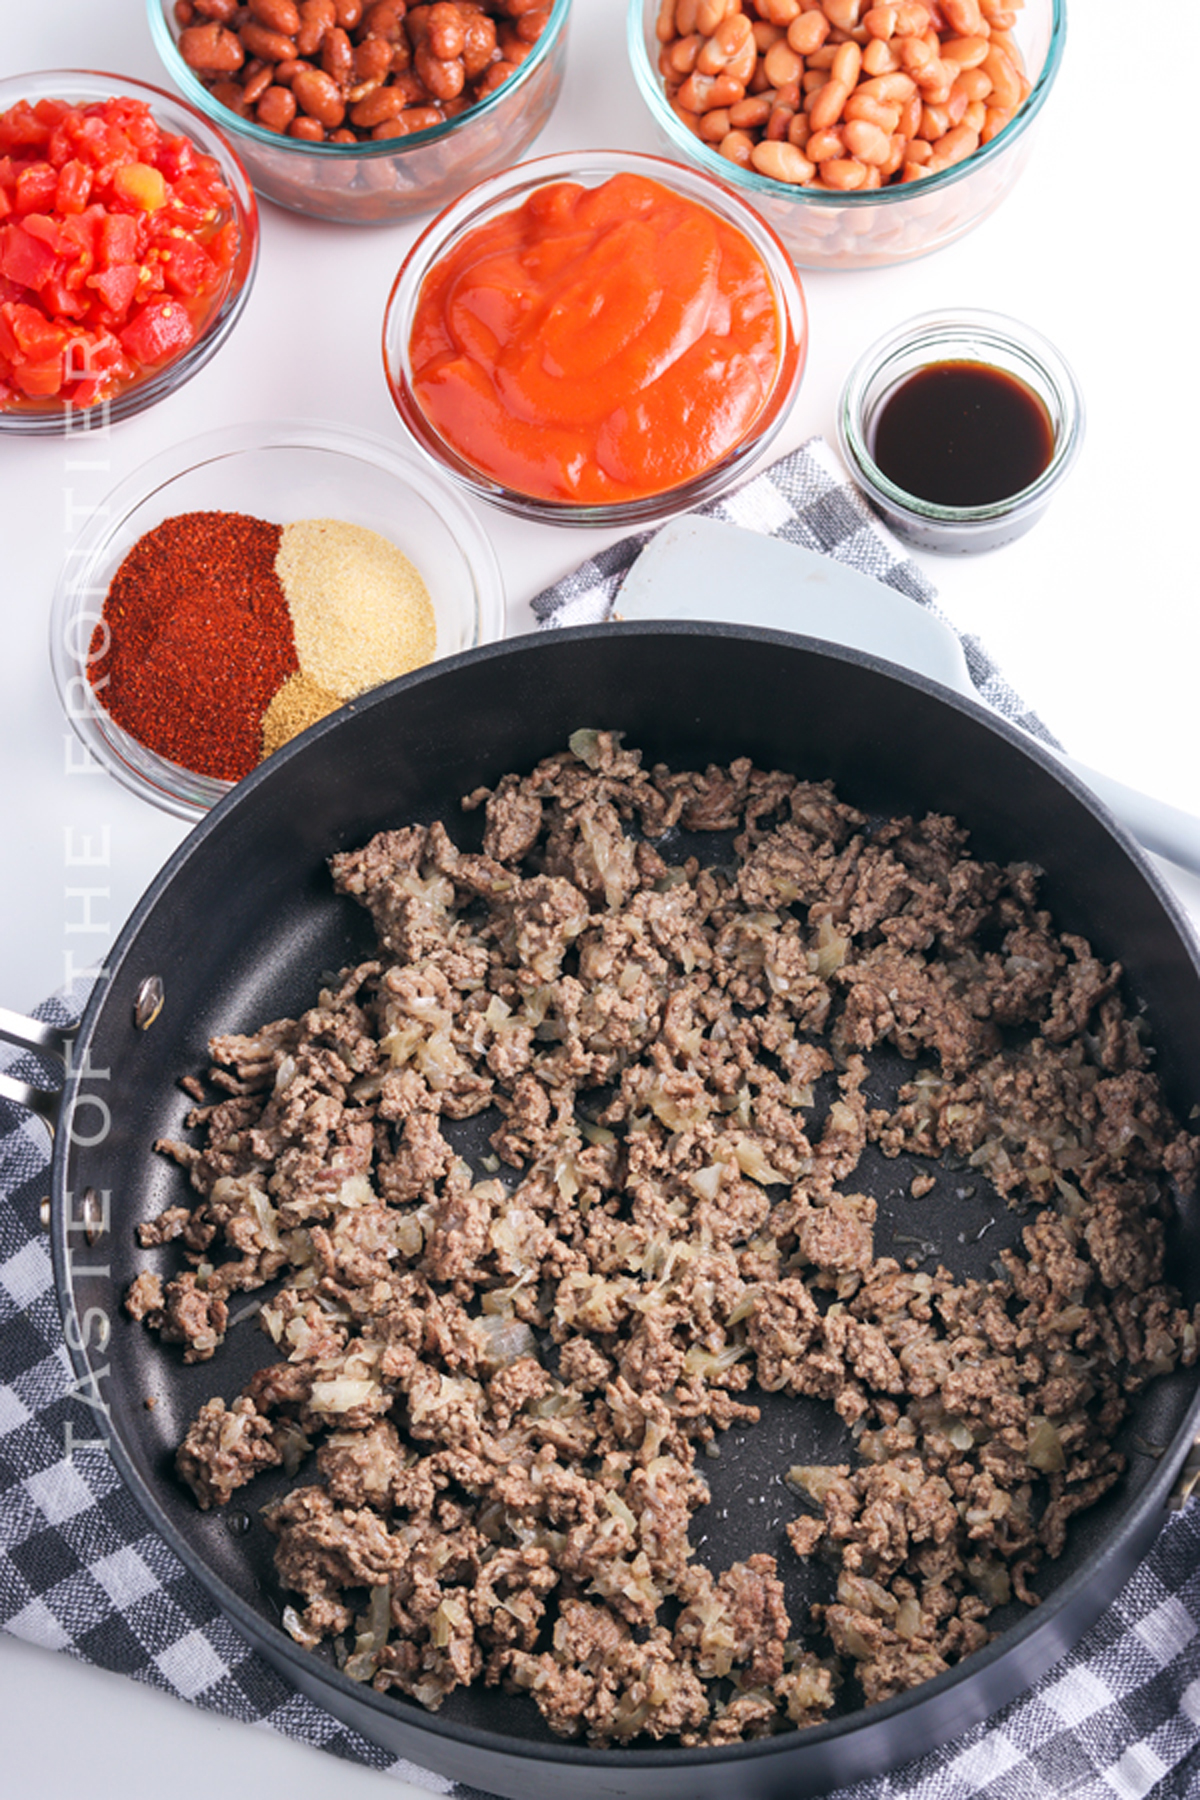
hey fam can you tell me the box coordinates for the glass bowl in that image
[0,69,258,433]
[50,420,506,820]
[627,0,1065,272]
[148,0,572,225]
[382,148,808,529]
[837,308,1085,553]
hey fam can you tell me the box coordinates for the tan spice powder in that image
[261,670,343,759]
[275,518,436,700]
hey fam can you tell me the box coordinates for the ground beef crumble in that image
[127,733,1200,1746]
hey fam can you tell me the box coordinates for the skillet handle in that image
[0,1006,71,1131]
[1054,753,1200,880]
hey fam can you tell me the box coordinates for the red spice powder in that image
[90,510,299,782]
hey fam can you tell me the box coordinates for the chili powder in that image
[90,510,299,781]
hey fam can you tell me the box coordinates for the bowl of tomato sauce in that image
[382,149,808,528]
[0,70,258,431]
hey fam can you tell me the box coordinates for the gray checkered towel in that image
[4,438,1200,1800]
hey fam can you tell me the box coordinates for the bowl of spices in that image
[837,308,1085,553]
[50,418,504,817]
[383,148,808,527]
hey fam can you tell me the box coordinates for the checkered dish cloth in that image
[5,440,1200,1800]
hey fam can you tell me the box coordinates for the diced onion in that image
[308,1377,379,1413]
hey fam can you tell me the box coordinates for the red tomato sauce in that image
[407,173,785,506]
[0,94,239,411]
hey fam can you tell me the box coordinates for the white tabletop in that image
[2,0,1199,1791]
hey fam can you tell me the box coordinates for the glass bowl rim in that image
[382,145,809,528]
[626,0,1067,213]
[836,306,1086,526]
[0,66,259,433]
[147,0,573,162]
[49,416,507,820]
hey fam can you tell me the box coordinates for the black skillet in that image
[21,623,1200,1799]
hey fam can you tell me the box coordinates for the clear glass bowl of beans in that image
[148,0,572,224]
[627,0,1064,271]
[0,69,258,431]
[49,419,505,819]
[383,148,808,527]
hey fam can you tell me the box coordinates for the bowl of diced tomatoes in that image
[0,70,258,429]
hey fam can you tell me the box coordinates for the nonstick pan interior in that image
[51,625,1200,1798]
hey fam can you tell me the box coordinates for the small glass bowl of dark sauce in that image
[837,309,1084,553]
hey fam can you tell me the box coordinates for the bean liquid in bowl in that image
[838,309,1084,552]
[870,361,1055,508]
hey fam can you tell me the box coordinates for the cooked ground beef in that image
[128,732,1200,1746]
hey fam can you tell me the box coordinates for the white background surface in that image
[2,0,1199,1793]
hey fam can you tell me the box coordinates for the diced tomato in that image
[69,114,110,166]
[1,299,67,360]
[55,159,93,215]
[194,154,231,203]
[22,212,70,253]
[87,262,140,318]
[104,126,140,173]
[103,97,159,156]
[0,91,241,412]
[87,332,128,377]
[69,377,111,405]
[15,313,66,362]
[155,133,197,182]
[46,123,74,169]
[119,296,195,366]
[80,328,127,373]
[57,211,100,286]
[97,209,140,268]
[33,98,71,131]
[12,354,64,396]
[0,101,52,151]
[162,169,228,231]
[37,222,96,290]
[137,255,166,301]
[73,119,132,190]
[62,205,103,257]
[58,327,130,395]
[0,221,60,290]
[160,235,215,298]
[15,162,58,214]
[206,219,239,273]
[39,276,89,320]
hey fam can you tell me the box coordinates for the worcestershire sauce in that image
[870,361,1055,508]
